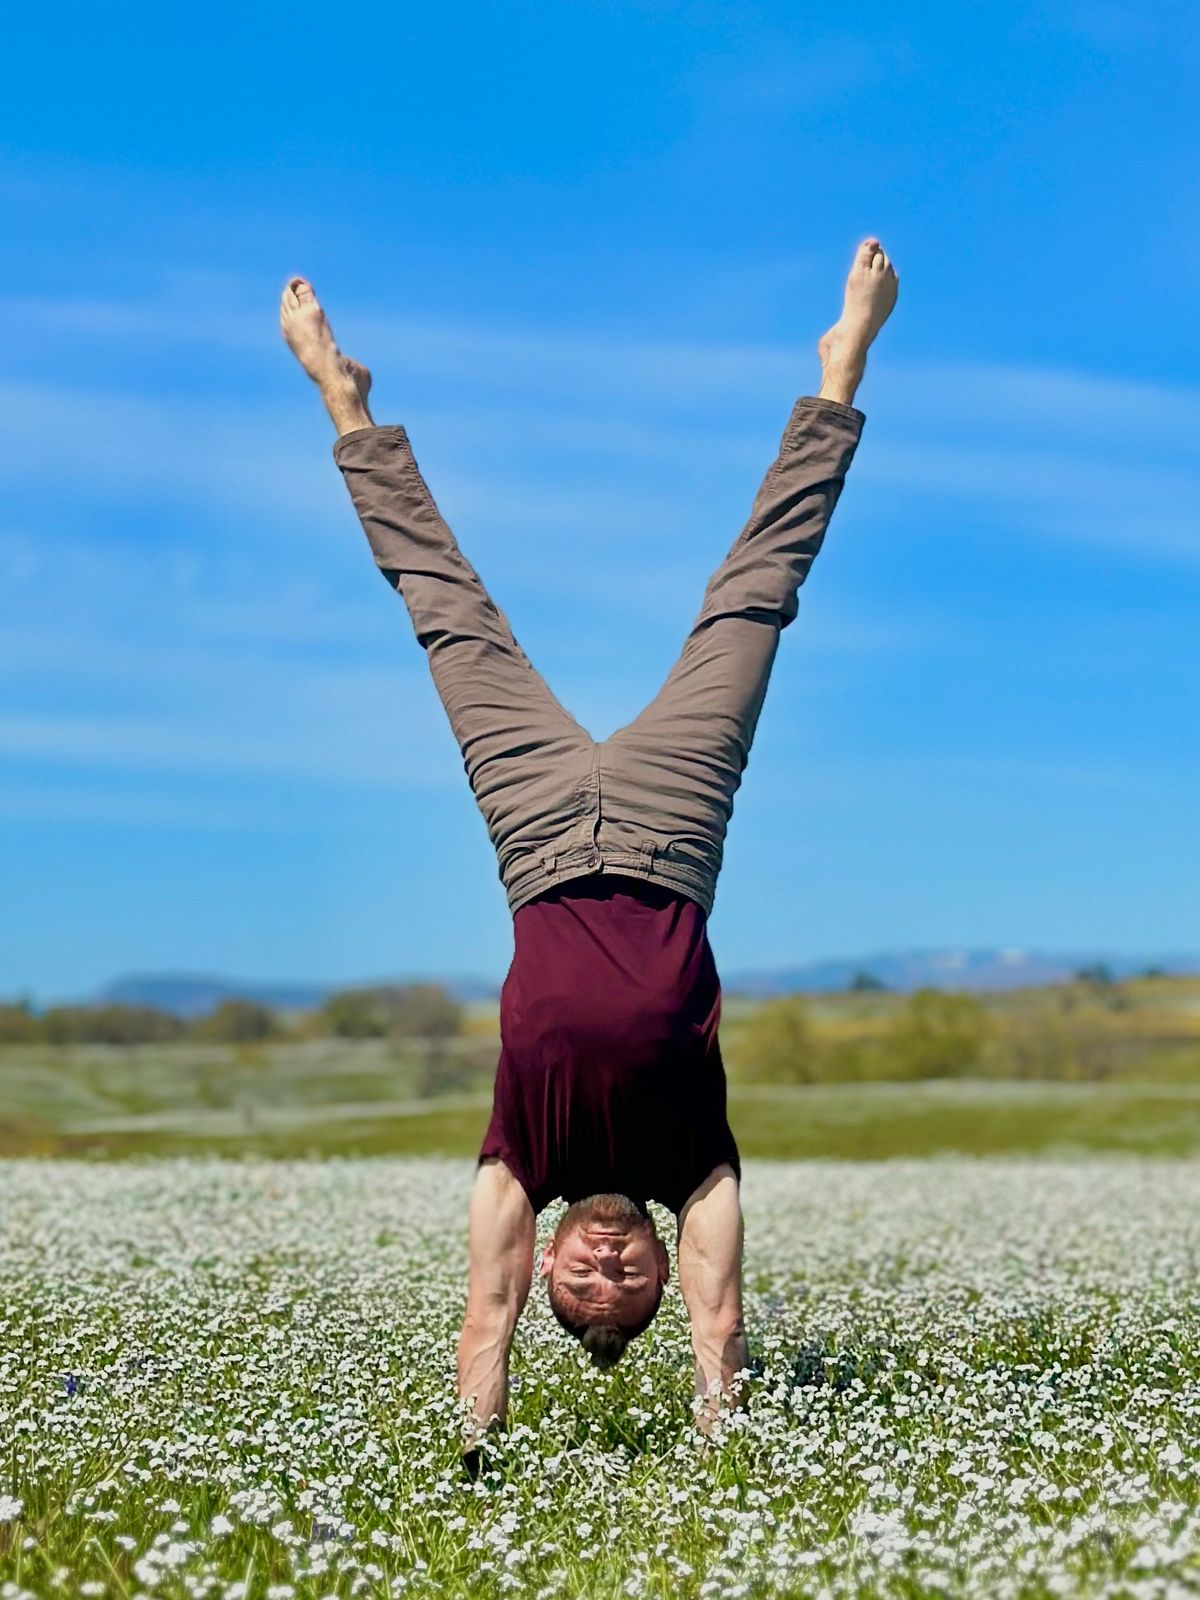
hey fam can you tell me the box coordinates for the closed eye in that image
[572,1266,645,1284]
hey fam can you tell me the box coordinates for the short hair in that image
[546,1275,665,1368]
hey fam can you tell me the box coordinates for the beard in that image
[555,1192,654,1243]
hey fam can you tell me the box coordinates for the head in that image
[539,1193,670,1368]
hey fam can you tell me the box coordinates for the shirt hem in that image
[505,858,715,921]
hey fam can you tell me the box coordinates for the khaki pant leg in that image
[599,397,866,911]
[334,425,595,889]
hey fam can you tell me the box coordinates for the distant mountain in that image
[32,948,1200,1017]
[721,948,1200,997]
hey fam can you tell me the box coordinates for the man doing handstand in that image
[280,237,899,1441]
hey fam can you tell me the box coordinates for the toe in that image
[857,237,881,266]
[289,275,317,305]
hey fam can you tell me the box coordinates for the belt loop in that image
[541,848,558,876]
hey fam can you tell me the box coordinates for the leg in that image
[333,423,592,822]
[600,239,899,899]
[281,278,593,870]
[601,397,864,867]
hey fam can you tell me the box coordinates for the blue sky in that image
[2,0,1197,1002]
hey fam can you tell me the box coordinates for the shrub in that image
[38,1005,185,1046]
[733,995,825,1084]
[319,982,463,1042]
[882,989,991,1080]
[190,1000,280,1043]
[1075,963,1115,987]
[0,1001,39,1044]
[848,970,888,993]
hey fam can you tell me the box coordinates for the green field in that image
[5,1037,1200,1159]
[6,973,1200,1163]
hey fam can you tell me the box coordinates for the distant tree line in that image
[0,983,466,1048]
[2,968,1191,1087]
[733,989,996,1084]
[730,972,1186,1084]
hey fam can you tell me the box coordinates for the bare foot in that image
[816,238,900,407]
[279,276,375,435]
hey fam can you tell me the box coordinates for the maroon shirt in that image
[479,873,740,1215]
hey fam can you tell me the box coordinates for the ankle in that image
[817,356,865,409]
[323,377,374,436]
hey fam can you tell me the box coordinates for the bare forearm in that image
[457,1313,515,1444]
[455,1160,534,1457]
[677,1166,748,1433]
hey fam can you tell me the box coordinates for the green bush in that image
[189,1000,280,1043]
[732,995,825,1084]
[1075,963,1116,988]
[881,989,991,1079]
[821,1038,888,1082]
[319,982,463,1042]
[38,1004,185,1046]
[848,970,888,993]
[0,1002,39,1044]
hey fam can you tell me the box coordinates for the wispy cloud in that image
[6,290,1198,542]
[2,288,1197,814]
[0,701,457,789]
[862,436,1200,562]
[0,379,344,525]
[0,777,321,832]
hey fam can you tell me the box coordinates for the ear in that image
[538,1241,555,1279]
[654,1237,670,1285]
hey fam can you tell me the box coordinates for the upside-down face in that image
[540,1193,670,1345]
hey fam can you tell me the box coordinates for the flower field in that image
[4,1156,1200,1598]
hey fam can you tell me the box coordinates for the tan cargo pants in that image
[333,395,865,920]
